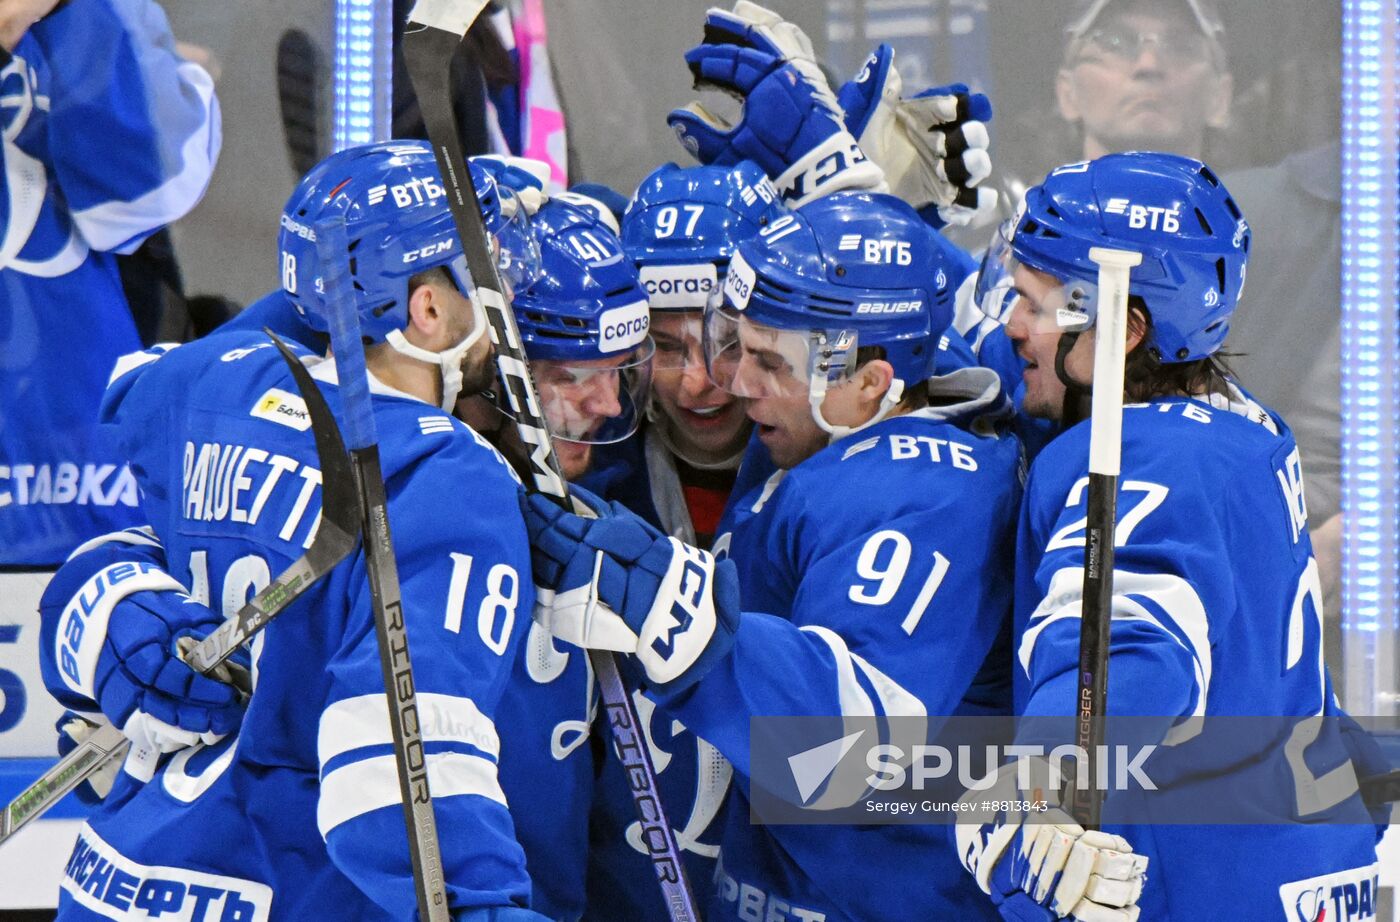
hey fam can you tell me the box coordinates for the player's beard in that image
[459,348,499,399]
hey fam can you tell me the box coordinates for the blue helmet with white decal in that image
[1007,151,1249,362]
[622,161,785,311]
[511,199,654,444]
[278,139,537,343]
[703,191,962,436]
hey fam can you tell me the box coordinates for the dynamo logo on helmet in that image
[1010,151,1250,362]
[622,161,786,310]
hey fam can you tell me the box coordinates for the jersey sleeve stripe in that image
[69,64,219,254]
[64,526,163,562]
[1018,567,1213,725]
[800,625,926,718]
[318,692,501,766]
[316,749,507,838]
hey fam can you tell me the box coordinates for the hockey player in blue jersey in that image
[36,141,550,921]
[953,152,1382,921]
[0,0,220,565]
[482,195,653,921]
[600,160,784,546]
[565,160,782,922]
[521,188,1025,920]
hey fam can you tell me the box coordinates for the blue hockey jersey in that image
[651,367,1023,922]
[0,0,219,565]
[576,423,738,921]
[45,331,540,921]
[1016,389,1380,921]
[495,622,598,921]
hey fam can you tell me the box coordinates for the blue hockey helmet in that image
[622,161,784,312]
[981,151,1250,363]
[278,140,539,343]
[512,199,654,444]
[703,191,960,435]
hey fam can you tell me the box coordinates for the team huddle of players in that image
[31,3,1385,921]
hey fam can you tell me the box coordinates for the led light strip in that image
[1341,0,1399,715]
[334,0,392,149]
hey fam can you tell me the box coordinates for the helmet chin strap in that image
[384,298,490,412]
[807,371,905,443]
[1053,330,1091,427]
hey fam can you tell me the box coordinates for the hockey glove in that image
[954,758,1148,922]
[39,532,248,774]
[521,490,740,693]
[470,154,550,215]
[838,43,995,228]
[668,24,884,204]
[55,712,120,805]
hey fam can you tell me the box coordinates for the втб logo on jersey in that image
[368,175,445,209]
[838,234,912,265]
[1104,197,1181,233]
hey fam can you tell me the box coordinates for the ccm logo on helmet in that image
[599,302,651,353]
[856,301,922,315]
[403,241,454,263]
[1104,198,1181,233]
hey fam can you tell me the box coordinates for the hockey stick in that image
[1070,247,1142,830]
[402,5,701,919]
[314,216,451,922]
[0,330,360,846]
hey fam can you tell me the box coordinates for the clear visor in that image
[495,187,543,291]
[702,299,858,400]
[650,310,706,370]
[975,219,1100,336]
[533,339,655,444]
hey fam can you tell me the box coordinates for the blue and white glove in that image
[521,489,741,693]
[470,154,550,215]
[668,3,884,205]
[838,43,996,228]
[39,531,248,778]
[955,759,1148,922]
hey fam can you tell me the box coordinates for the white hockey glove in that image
[668,2,885,205]
[954,758,1148,922]
[522,488,741,693]
[837,43,996,227]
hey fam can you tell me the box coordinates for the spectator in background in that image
[997,0,1235,193]
[982,0,1345,666]
[0,0,220,566]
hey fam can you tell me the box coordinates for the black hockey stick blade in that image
[185,331,360,673]
[0,331,358,845]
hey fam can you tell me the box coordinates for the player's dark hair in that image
[1124,297,1237,402]
[855,344,932,412]
[407,265,453,294]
